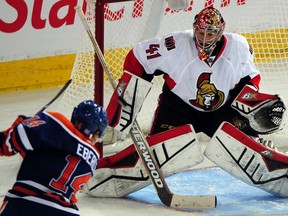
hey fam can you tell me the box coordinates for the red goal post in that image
[57,0,288,141]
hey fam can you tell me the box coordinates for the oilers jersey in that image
[0,112,100,215]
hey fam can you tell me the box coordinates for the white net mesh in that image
[57,0,288,140]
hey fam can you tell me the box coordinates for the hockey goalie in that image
[85,7,288,199]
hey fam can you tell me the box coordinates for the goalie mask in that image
[193,7,225,61]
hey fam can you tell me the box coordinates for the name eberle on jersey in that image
[76,143,98,170]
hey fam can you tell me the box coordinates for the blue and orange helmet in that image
[71,100,108,139]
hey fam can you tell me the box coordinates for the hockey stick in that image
[38,79,72,113]
[0,81,72,199]
[75,5,216,209]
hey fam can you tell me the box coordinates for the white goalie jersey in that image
[133,30,260,112]
[106,30,261,137]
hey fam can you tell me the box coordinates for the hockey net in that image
[57,0,288,144]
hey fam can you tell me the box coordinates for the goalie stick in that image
[75,5,216,209]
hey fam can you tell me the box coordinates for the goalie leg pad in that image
[204,122,288,197]
[106,70,152,136]
[85,124,204,197]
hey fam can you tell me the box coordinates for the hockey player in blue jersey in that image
[0,100,108,216]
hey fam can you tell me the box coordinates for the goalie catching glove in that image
[231,85,286,134]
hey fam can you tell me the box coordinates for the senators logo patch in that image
[165,36,176,51]
[189,73,224,110]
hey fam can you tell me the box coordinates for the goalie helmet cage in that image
[57,0,288,139]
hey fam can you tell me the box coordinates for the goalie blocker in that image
[205,121,288,197]
[106,70,152,136]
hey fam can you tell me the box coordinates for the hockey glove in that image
[232,85,286,134]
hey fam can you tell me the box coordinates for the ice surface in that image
[1,87,288,216]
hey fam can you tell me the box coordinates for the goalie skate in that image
[204,122,288,197]
[85,124,203,197]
